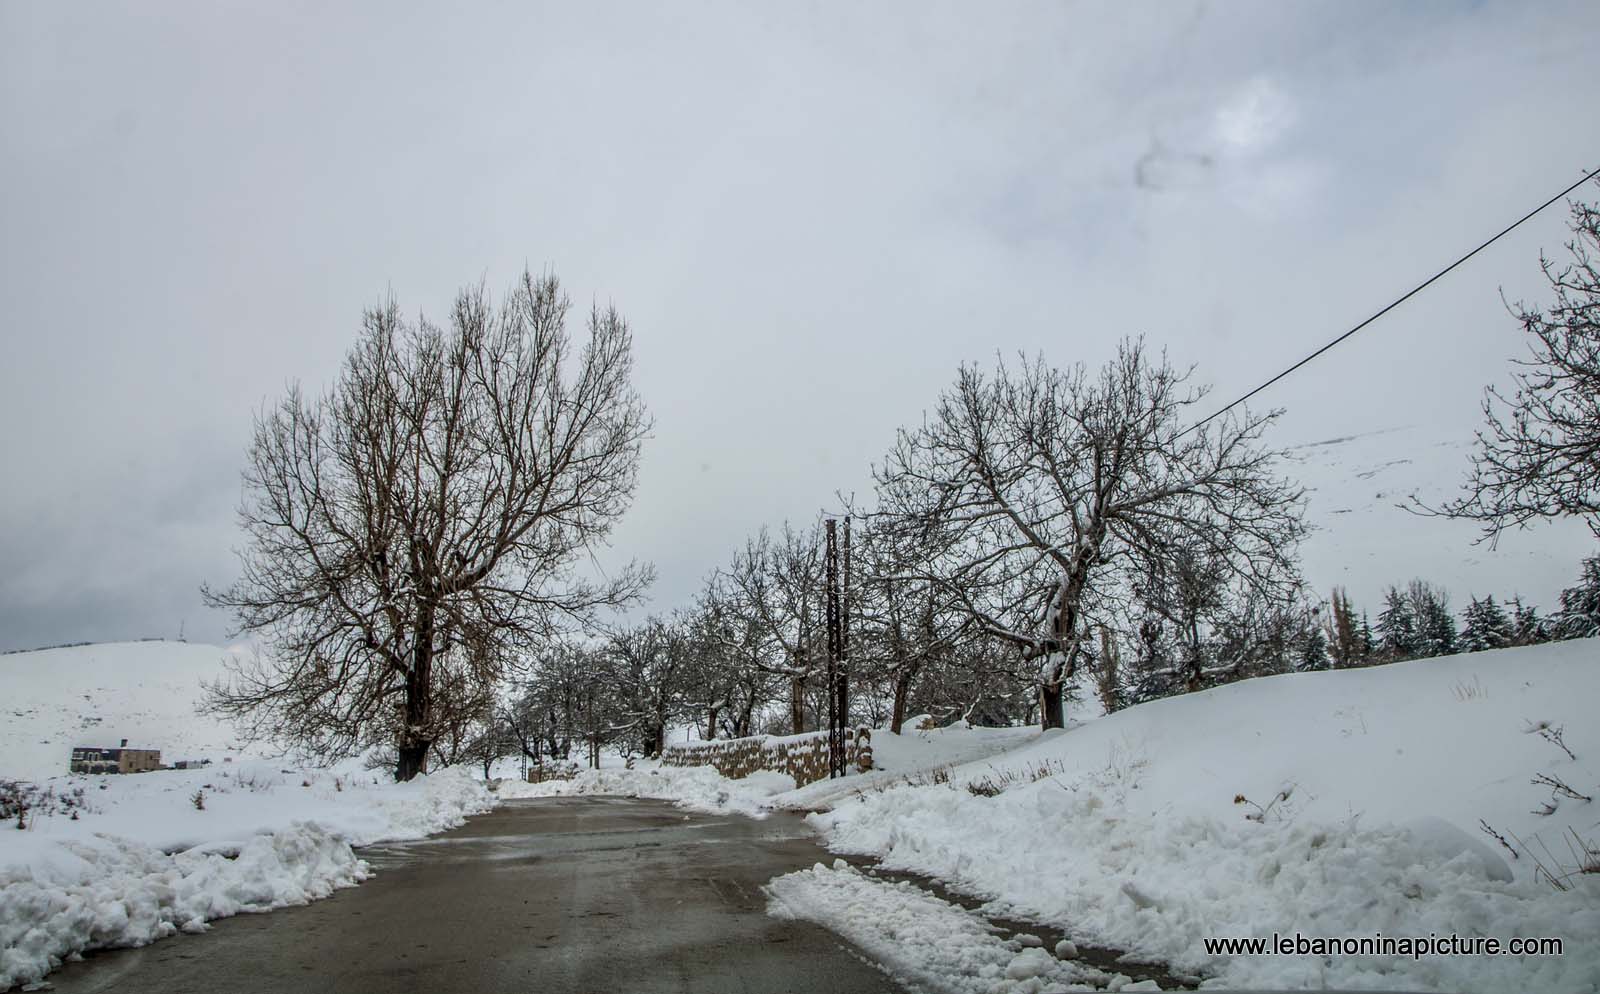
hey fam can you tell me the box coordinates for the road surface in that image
[46,797,904,994]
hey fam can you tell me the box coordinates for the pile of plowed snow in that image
[2,763,494,990]
[0,641,498,991]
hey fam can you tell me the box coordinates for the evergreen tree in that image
[1358,612,1375,664]
[1376,587,1419,661]
[1460,595,1512,652]
[1408,580,1457,657]
[1508,596,1546,646]
[1298,624,1330,671]
[1554,555,1600,639]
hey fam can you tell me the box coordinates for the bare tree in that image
[679,593,776,739]
[874,341,1305,728]
[1435,186,1600,539]
[716,524,825,733]
[203,271,652,780]
[851,516,973,733]
[603,616,690,757]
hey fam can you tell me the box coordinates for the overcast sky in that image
[2,1,1597,652]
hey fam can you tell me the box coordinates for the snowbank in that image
[498,765,794,818]
[767,860,1118,994]
[807,640,1600,993]
[1,824,366,989]
[1,765,494,990]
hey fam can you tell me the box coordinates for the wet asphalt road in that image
[46,797,904,994]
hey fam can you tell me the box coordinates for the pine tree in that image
[1460,595,1512,652]
[1376,587,1419,662]
[1358,612,1375,664]
[1298,624,1330,671]
[1408,580,1457,657]
[1554,555,1600,639]
[1508,596,1546,646]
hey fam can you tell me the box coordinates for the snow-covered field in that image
[0,642,495,991]
[1286,424,1592,615]
[0,641,274,782]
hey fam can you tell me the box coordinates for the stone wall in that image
[660,728,872,786]
[525,760,581,784]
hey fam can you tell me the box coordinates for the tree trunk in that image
[1039,680,1064,730]
[704,706,719,741]
[396,610,436,782]
[890,670,913,734]
[1183,614,1204,693]
[790,675,806,734]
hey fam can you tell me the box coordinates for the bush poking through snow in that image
[1,783,88,829]
[1479,819,1520,862]
[1530,772,1592,807]
[966,778,1003,798]
[1511,826,1600,892]
[190,790,205,811]
[1524,720,1577,761]
[1233,785,1296,823]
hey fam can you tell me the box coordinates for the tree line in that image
[204,184,1600,779]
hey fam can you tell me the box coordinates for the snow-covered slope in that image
[1286,424,1594,613]
[803,639,1600,993]
[0,641,266,781]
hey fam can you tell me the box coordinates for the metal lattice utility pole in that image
[824,519,845,778]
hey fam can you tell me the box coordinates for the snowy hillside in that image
[0,641,267,781]
[1285,424,1594,613]
[797,639,1600,993]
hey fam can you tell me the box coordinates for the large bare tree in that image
[874,340,1304,729]
[204,271,652,780]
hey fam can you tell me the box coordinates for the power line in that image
[1180,163,1600,440]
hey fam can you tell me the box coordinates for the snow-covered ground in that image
[769,859,1131,994]
[803,640,1600,993]
[1,641,274,782]
[0,642,496,991]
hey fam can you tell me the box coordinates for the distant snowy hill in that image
[1283,424,1594,614]
[0,640,267,781]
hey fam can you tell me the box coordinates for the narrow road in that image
[47,797,904,994]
